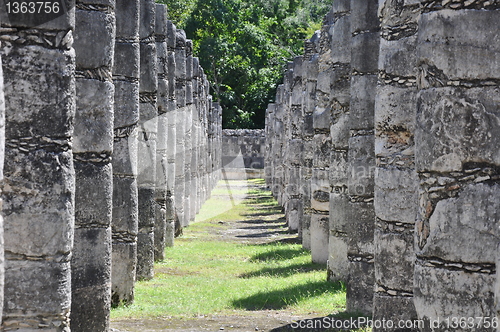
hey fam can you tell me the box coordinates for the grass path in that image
[110,179,368,332]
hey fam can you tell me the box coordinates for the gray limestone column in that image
[272,85,285,206]
[264,104,275,189]
[111,0,140,307]
[191,58,201,218]
[282,63,292,223]
[165,19,177,243]
[0,7,75,330]
[184,40,193,225]
[71,1,115,330]
[301,33,320,250]
[286,57,303,233]
[373,0,420,328]
[327,0,351,282]
[414,3,500,328]
[154,3,168,262]
[346,0,379,315]
[137,0,157,281]
[0,42,5,327]
[311,9,335,264]
[174,28,186,228]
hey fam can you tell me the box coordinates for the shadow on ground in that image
[270,312,370,331]
[232,280,344,311]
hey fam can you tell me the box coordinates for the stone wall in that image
[222,129,265,180]
[0,1,222,329]
[265,0,500,328]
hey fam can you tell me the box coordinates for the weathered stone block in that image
[3,150,74,257]
[114,42,140,78]
[111,242,136,306]
[346,260,374,316]
[417,183,500,264]
[331,15,351,64]
[330,150,348,187]
[347,201,375,257]
[139,0,155,39]
[1,46,74,139]
[74,9,115,69]
[114,81,140,128]
[416,87,500,172]
[349,75,377,130]
[115,0,139,39]
[351,33,379,73]
[414,264,495,330]
[74,79,114,153]
[374,167,417,223]
[140,42,157,93]
[372,295,418,332]
[418,10,500,81]
[71,227,111,331]
[350,0,379,32]
[348,135,375,196]
[112,176,138,236]
[311,214,329,264]
[374,229,414,291]
[379,36,418,77]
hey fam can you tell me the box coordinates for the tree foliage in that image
[157,0,331,128]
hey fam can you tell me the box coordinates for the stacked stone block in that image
[300,32,320,250]
[166,19,178,241]
[174,28,187,228]
[184,40,193,225]
[414,3,500,329]
[345,0,379,315]
[0,41,5,327]
[154,3,168,262]
[0,8,76,330]
[373,0,420,327]
[71,0,115,330]
[111,0,140,307]
[327,0,351,283]
[137,0,157,281]
[311,9,335,264]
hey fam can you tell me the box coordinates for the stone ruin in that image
[222,129,266,180]
[0,0,222,330]
[265,0,500,330]
[0,0,499,331]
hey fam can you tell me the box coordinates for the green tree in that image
[157,0,331,128]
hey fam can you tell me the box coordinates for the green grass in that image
[111,179,364,330]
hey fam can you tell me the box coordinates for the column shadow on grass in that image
[231,280,345,311]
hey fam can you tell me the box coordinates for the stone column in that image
[154,3,168,262]
[71,1,115,330]
[174,28,186,229]
[346,0,379,315]
[311,8,335,264]
[414,3,500,328]
[301,32,320,250]
[373,0,420,327]
[327,0,351,282]
[191,58,201,218]
[265,104,275,189]
[0,42,5,327]
[137,0,157,280]
[0,7,75,330]
[286,56,304,233]
[184,40,193,225]
[111,0,140,307]
[282,63,292,224]
[165,19,177,243]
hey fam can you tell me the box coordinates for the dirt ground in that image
[110,180,332,332]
